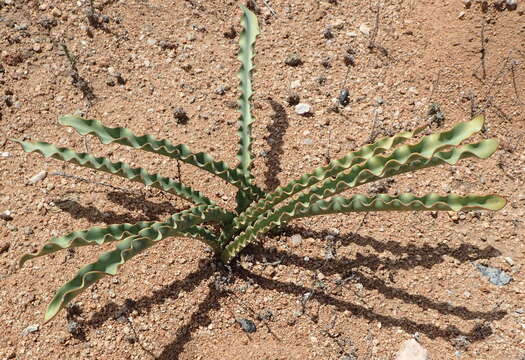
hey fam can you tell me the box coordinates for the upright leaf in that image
[236,5,259,181]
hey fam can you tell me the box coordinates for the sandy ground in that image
[1,0,525,359]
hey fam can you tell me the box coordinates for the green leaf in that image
[59,115,265,198]
[221,138,500,263]
[232,126,422,232]
[233,116,485,233]
[42,205,232,322]
[19,221,157,267]
[19,221,221,268]
[44,234,157,322]
[236,5,259,181]
[14,140,213,205]
[294,193,506,218]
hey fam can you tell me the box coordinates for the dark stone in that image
[236,318,256,333]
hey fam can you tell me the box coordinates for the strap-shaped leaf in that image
[294,193,506,218]
[232,127,421,232]
[19,221,157,267]
[44,234,158,322]
[236,5,259,180]
[221,138,499,263]
[233,116,484,232]
[42,205,231,322]
[59,115,265,198]
[14,140,213,205]
[19,221,221,268]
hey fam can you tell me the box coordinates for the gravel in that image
[475,263,512,286]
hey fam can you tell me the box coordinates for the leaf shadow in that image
[74,227,505,359]
[263,99,289,191]
[54,191,184,225]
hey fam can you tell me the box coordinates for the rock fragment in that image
[395,339,428,360]
[295,103,311,115]
[475,264,512,286]
[236,318,256,333]
[285,53,302,67]
[21,324,39,336]
[27,171,47,185]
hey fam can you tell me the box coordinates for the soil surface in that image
[1,0,525,359]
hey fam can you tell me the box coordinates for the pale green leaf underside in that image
[15,140,213,205]
[19,221,220,267]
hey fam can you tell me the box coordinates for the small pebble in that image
[173,107,189,124]
[338,89,350,106]
[236,318,256,333]
[285,53,302,67]
[475,263,512,286]
[323,28,334,39]
[290,79,301,89]
[27,171,47,185]
[506,0,517,10]
[21,324,39,336]
[395,339,428,360]
[290,234,302,246]
[15,23,28,31]
[343,53,355,67]
[22,226,34,235]
[51,8,62,17]
[0,242,10,254]
[0,210,13,221]
[215,85,230,95]
[67,320,81,335]
[359,24,371,36]
[295,103,311,115]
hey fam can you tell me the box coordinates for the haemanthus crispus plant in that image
[14,6,505,323]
